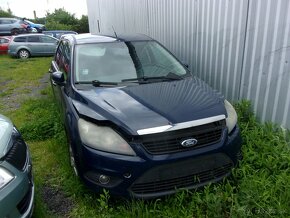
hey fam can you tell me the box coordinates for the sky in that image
[0,0,88,19]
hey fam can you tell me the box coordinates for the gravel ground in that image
[41,185,74,217]
[0,73,50,112]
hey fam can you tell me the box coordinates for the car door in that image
[40,35,58,55]
[50,40,71,122]
[27,35,42,55]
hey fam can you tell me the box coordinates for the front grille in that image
[130,153,233,196]
[5,138,27,170]
[140,120,225,155]
[17,185,33,214]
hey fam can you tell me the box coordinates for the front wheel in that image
[11,28,19,35]
[18,49,30,59]
[69,144,79,177]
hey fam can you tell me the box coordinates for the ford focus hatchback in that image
[50,33,242,199]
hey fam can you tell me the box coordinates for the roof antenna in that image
[112,26,118,38]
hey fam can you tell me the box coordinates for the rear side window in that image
[41,36,56,43]
[0,19,13,24]
[0,38,9,44]
[14,37,26,42]
[28,36,40,42]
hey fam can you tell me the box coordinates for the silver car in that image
[8,34,58,59]
[0,18,27,35]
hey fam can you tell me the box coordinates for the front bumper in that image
[0,150,34,217]
[77,126,242,199]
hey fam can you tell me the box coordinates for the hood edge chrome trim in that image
[137,115,226,135]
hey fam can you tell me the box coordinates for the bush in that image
[19,95,63,141]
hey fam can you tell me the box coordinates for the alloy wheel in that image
[18,50,29,59]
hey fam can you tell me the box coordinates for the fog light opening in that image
[99,175,110,184]
[123,173,131,179]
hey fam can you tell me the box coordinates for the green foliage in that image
[18,95,63,141]
[31,17,46,25]
[43,8,89,32]
[0,8,13,17]
[46,8,78,26]
[45,20,73,31]
[74,15,89,33]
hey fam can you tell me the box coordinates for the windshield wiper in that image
[75,80,118,87]
[92,80,118,87]
[122,72,183,83]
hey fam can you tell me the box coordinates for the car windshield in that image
[24,20,33,24]
[74,41,188,83]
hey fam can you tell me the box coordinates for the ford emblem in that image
[180,138,198,147]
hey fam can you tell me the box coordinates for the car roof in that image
[0,36,12,40]
[62,33,153,44]
[13,33,45,37]
[0,17,17,20]
[12,33,57,39]
[43,30,77,33]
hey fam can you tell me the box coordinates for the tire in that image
[69,145,79,177]
[66,130,80,177]
[36,28,42,33]
[18,49,30,59]
[11,28,19,35]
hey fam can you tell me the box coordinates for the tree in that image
[74,15,89,33]
[46,8,78,27]
[0,8,13,17]
[44,8,89,33]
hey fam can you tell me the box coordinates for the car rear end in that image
[8,36,27,57]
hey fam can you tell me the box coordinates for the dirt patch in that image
[0,73,50,112]
[41,185,74,217]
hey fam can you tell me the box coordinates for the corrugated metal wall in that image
[86,0,290,129]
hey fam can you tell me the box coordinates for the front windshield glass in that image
[74,41,188,83]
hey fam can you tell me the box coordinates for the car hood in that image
[0,115,13,159]
[73,77,226,135]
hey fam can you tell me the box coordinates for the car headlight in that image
[224,100,237,134]
[0,167,14,189]
[78,118,136,156]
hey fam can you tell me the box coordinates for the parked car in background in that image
[0,114,34,217]
[0,36,11,54]
[43,30,77,39]
[23,19,45,33]
[8,34,58,59]
[0,18,27,35]
[50,33,242,199]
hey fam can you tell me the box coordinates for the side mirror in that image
[51,71,65,86]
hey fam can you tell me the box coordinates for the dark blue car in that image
[50,33,242,199]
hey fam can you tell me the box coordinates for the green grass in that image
[0,55,289,217]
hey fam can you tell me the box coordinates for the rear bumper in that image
[8,50,17,56]
[76,126,242,199]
